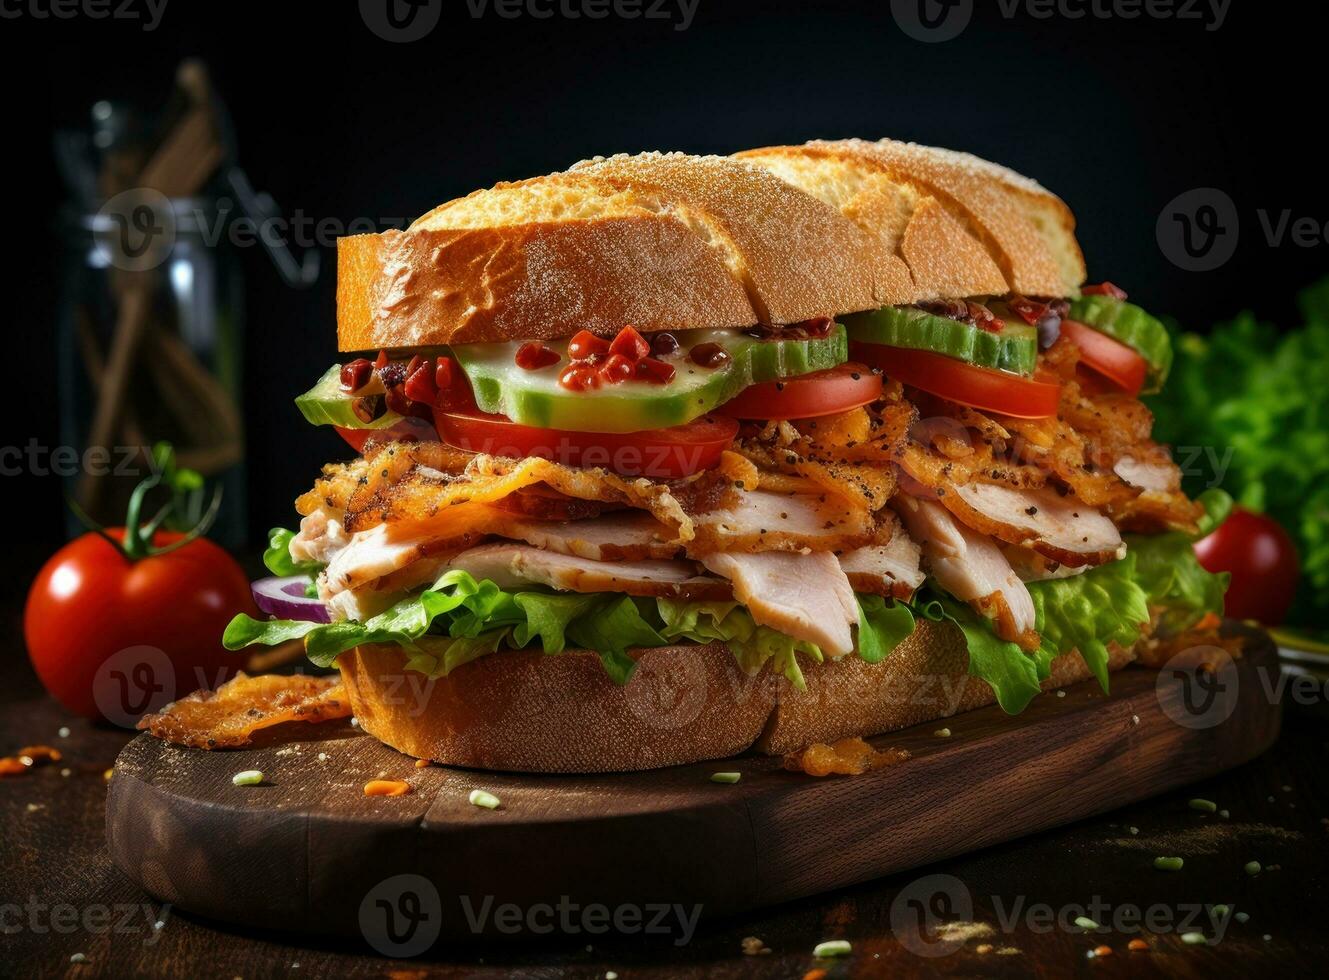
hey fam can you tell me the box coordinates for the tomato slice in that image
[433,410,739,479]
[1060,319,1148,396]
[717,363,883,420]
[334,417,440,453]
[850,342,1061,419]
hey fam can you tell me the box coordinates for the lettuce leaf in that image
[655,598,824,689]
[262,526,323,578]
[1125,529,1229,632]
[855,595,917,664]
[920,594,1049,715]
[1147,281,1329,627]
[917,554,1152,713]
[226,569,645,678]
[1028,554,1151,693]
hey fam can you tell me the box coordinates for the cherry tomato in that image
[1194,507,1300,625]
[717,363,883,420]
[1060,319,1148,396]
[24,530,257,723]
[850,342,1062,419]
[433,410,738,478]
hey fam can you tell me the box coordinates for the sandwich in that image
[148,140,1230,772]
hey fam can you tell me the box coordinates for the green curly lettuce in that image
[224,569,665,684]
[1148,280,1329,627]
[916,553,1153,714]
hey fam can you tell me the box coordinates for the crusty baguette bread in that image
[336,621,1135,774]
[336,140,1086,352]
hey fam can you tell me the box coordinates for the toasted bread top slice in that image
[337,141,1086,352]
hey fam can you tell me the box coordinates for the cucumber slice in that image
[842,306,1037,375]
[1067,295,1172,391]
[295,365,404,429]
[454,325,848,433]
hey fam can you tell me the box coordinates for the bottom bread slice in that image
[336,620,1136,774]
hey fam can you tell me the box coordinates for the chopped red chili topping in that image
[635,357,676,384]
[1081,282,1128,300]
[568,330,610,360]
[608,326,650,361]
[339,357,373,392]
[515,342,561,370]
[600,353,635,383]
[559,363,601,392]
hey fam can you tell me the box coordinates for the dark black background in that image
[4,0,1324,559]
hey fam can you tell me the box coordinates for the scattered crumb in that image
[103,769,114,781]
[996,946,1021,956]
[975,943,993,954]
[26,803,44,813]
[935,921,994,942]
[415,759,430,769]
[741,936,771,955]
[58,727,70,739]
[69,953,86,963]
[1056,690,1066,698]
[934,727,952,738]
[60,768,71,778]
[317,753,328,762]
[1131,714,1140,725]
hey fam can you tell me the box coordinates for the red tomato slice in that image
[850,342,1061,419]
[1060,319,1148,396]
[717,363,883,419]
[433,410,738,479]
[334,417,440,453]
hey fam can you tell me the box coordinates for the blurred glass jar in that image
[57,193,250,547]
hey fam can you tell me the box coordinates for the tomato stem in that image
[63,442,224,563]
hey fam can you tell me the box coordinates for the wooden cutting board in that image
[106,626,1280,945]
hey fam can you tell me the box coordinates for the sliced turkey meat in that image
[944,481,1124,567]
[688,488,873,555]
[1113,455,1179,492]
[893,494,1038,649]
[502,512,679,562]
[447,542,730,601]
[700,550,859,656]
[838,515,925,599]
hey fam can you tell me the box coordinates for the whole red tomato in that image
[1194,507,1300,625]
[24,528,257,725]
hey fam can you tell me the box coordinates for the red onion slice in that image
[251,575,330,624]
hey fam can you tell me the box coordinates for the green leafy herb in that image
[1148,280,1329,626]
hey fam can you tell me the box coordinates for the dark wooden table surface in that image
[5,582,1328,980]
